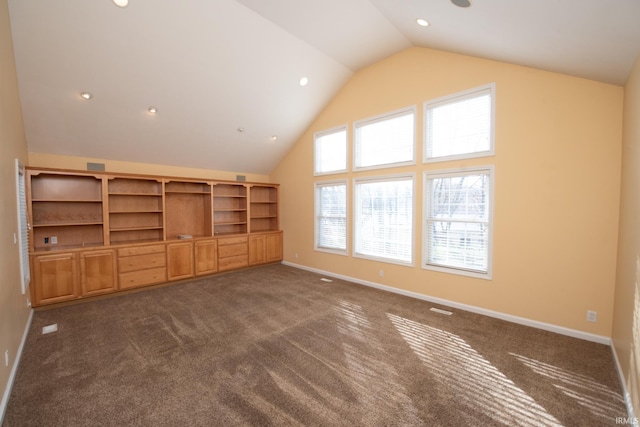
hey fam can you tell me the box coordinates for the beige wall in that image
[28,152,270,183]
[613,53,640,415]
[0,0,31,416]
[271,46,623,337]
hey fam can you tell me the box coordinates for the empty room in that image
[1,0,640,425]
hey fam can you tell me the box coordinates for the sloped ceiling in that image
[8,0,640,175]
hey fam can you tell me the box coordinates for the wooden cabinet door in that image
[265,231,283,263]
[248,234,266,265]
[32,252,79,306]
[167,241,194,281]
[80,250,117,297]
[195,239,217,276]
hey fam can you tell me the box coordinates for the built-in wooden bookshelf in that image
[165,180,212,240]
[249,185,278,233]
[212,183,247,236]
[26,167,281,307]
[29,172,105,250]
[107,177,164,244]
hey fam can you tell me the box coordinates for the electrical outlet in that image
[587,310,597,322]
[295,252,298,259]
[44,237,49,244]
[4,350,8,367]
[379,270,384,277]
[51,236,58,244]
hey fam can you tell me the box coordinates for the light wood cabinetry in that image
[249,231,283,265]
[165,181,212,240]
[249,185,278,233]
[266,231,283,263]
[195,239,217,276]
[32,252,79,305]
[29,171,105,251]
[80,250,117,296]
[213,184,247,236]
[27,168,281,306]
[107,177,163,244]
[167,241,194,281]
[217,235,248,271]
[117,244,167,290]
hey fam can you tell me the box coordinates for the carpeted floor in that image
[2,264,628,426]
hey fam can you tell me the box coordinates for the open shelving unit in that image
[212,183,248,236]
[30,172,105,250]
[249,185,279,233]
[107,177,164,244]
[164,180,212,240]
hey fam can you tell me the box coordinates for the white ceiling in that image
[8,0,640,175]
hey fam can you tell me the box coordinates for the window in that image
[354,107,415,170]
[16,160,30,294]
[354,175,414,265]
[423,167,493,278]
[315,181,347,254]
[424,84,495,162]
[314,126,347,175]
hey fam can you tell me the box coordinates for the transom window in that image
[314,125,347,175]
[354,107,415,170]
[424,84,495,162]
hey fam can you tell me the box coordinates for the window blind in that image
[425,86,493,161]
[354,176,413,264]
[316,182,347,252]
[354,109,414,170]
[16,160,30,294]
[314,127,347,175]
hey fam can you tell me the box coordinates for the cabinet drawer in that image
[218,243,248,258]
[117,244,165,257]
[118,252,166,273]
[218,236,247,246]
[119,267,167,290]
[218,255,248,271]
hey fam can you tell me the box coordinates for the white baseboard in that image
[0,309,33,425]
[282,261,611,345]
[611,342,638,422]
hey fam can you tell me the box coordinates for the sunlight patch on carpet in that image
[387,313,562,427]
[511,352,626,422]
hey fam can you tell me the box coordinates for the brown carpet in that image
[2,264,628,426]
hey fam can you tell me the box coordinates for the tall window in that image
[423,167,493,278]
[314,126,347,175]
[16,160,30,294]
[354,175,414,265]
[354,107,415,170]
[315,181,347,254]
[424,84,495,162]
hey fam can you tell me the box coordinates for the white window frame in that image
[353,106,416,171]
[314,125,348,176]
[16,159,30,294]
[353,174,415,266]
[314,180,348,255]
[424,83,496,163]
[423,166,494,279]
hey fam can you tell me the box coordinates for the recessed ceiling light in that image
[80,91,93,100]
[299,77,309,86]
[113,0,128,7]
[451,0,471,7]
[148,106,157,114]
[237,127,245,132]
[416,18,430,27]
[270,135,278,141]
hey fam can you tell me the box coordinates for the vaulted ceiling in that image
[8,0,640,174]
